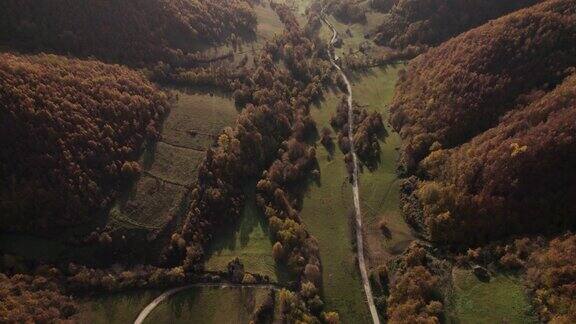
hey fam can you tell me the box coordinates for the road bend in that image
[134,283,279,324]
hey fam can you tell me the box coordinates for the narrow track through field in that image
[321,10,381,324]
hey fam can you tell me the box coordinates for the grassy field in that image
[204,185,288,283]
[145,287,275,323]
[254,2,286,40]
[349,66,417,267]
[74,287,278,323]
[73,290,159,324]
[301,90,372,323]
[108,91,237,234]
[161,90,239,150]
[197,2,284,69]
[448,268,537,324]
[320,2,388,56]
[300,63,408,321]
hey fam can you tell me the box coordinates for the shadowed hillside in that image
[0,0,257,67]
[0,53,169,232]
[389,0,576,244]
[390,0,576,168]
[373,0,541,50]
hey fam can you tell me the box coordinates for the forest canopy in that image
[418,73,576,244]
[389,0,576,244]
[390,0,576,168]
[0,0,257,67]
[527,233,576,323]
[0,53,169,233]
[373,0,541,50]
[0,273,77,323]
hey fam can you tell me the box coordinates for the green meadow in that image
[204,185,288,283]
[351,66,417,267]
[109,90,238,234]
[300,63,409,321]
[301,90,371,323]
[448,268,537,324]
[145,287,274,324]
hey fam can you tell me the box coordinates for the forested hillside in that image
[373,0,541,50]
[389,0,576,244]
[0,53,169,233]
[390,0,576,169]
[527,234,576,322]
[0,0,257,67]
[419,73,576,244]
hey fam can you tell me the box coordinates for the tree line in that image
[330,97,387,173]
[0,272,77,323]
[385,243,444,323]
[164,3,337,322]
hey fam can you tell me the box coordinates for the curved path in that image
[134,282,279,324]
[321,12,381,324]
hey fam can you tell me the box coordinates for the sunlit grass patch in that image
[348,66,417,266]
[74,290,159,324]
[448,268,537,324]
[301,90,372,324]
[204,185,287,283]
[146,287,275,324]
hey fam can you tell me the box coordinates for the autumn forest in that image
[1,0,575,323]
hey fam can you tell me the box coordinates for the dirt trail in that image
[321,11,381,324]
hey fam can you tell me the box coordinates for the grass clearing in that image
[142,142,204,185]
[301,90,371,323]
[300,64,408,321]
[162,90,238,150]
[108,175,186,231]
[73,290,160,324]
[74,286,278,323]
[349,66,417,267]
[254,2,286,40]
[196,2,284,69]
[321,2,388,57]
[109,90,237,235]
[205,185,288,283]
[145,286,275,324]
[448,268,537,324]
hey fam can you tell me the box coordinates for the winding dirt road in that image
[135,10,380,324]
[133,283,279,324]
[321,12,381,324]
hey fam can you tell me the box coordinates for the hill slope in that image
[389,0,576,244]
[0,0,257,67]
[373,0,541,50]
[0,53,169,233]
[390,0,576,169]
